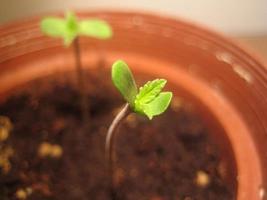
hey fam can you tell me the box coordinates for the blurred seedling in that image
[106,60,173,198]
[15,187,33,200]
[41,11,113,121]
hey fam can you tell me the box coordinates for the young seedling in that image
[106,60,173,198]
[41,11,112,121]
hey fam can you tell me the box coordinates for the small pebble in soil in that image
[0,116,12,142]
[0,128,9,142]
[0,146,14,174]
[15,187,32,199]
[51,145,63,158]
[195,170,210,187]
[38,142,63,158]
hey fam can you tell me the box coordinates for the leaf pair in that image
[41,12,113,46]
[112,60,173,120]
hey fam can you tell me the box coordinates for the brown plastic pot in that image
[0,11,266,200]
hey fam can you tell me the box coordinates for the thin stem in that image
[73,37,89,122]
[105,103,131,199]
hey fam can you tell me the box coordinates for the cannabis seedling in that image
[41,11,112,121]
[106,60,173,198]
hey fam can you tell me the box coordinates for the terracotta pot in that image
[0,11,266,200]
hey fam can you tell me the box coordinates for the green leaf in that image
[111,60,138,107]
[41,17,66,37]
[135,79,167,105]
[143,92,173,120]
[40,12,79,46]
[65,11,78,31]
[62,31,78,46]
[79,19,113,39]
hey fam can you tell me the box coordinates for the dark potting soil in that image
[0,72,235,200]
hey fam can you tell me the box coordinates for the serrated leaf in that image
[143,92,173,120]
[135,79,166,106]
[112,60,138,106]
[41,17,66,37]
[79,19,113,39]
